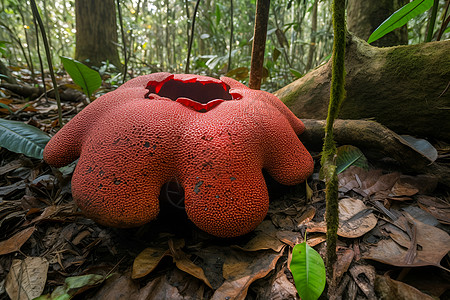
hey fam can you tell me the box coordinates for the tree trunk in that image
[305,0,317,71]
[75,0,120,68]
[275,34,450,141]
[347,0,408,47]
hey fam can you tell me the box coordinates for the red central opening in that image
[145,76,233,112]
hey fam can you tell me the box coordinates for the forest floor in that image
[0,69,449,300]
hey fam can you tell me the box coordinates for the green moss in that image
[383,42,450,80]
[279,77,315,107]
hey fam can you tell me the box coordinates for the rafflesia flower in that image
[44,73,314,237]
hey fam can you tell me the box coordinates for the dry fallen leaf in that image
[0,227,35,255]
[333,247,354,284]
[307,198,377,238]
[375,274,434,300]
[233,220,285,252]
[87,273,139,299]
[169,239,213,289]
[416,195,450,225]
[132,246,170,279]
[362,213,450,268]
[5,257,49,300]
[211,248,284,300]
[269,268,298,300]
[349,264,376,299]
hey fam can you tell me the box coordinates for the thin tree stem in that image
[227,0,234,72]
[426,0,439,42]
[185,0,201,74]
[30,0,63,127]
[249,0,270,90]
[116,0,128,83]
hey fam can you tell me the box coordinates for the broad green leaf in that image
[60,56,102,98]
[336,145,369,174]
[289,242,326,300]
[368,0,433,43]
[0,118,50,159]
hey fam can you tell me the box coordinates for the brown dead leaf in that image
[363,172,401,196]
[333,248,354,284]
[87,273,139,300]
[374,275,434,300]
[211,248,284,300]
[416,195,450,225]
[391,180,419,197]
[306,234,327,247]
[132,246,170,279]
[30,204,76,224]
[394,175,437,195]
[0,227,35,255]
[294,205,316,226]
[349,264,376,299]
[233,220,285,252]
[0,181,27,196]
[338,167,401,197]
[5,257,49,300]
[307,198,377,238]
[362,213,450,268]
[138,275,184,300]
[275,231,302,247]
[0,159,26,176]
[168,239,213,289]
[268,268,298,300]
[72,230,91,245]
[132,239,212,289]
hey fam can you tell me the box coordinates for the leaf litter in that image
[0,72,450,299]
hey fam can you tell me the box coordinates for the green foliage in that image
[0,103,13,113]
[289,68,303,79]
[35,274,105,300]
[0,118,50,159]
[60,56,102,100]
[289,242,326,300]
[336,145,368,174]
[367,0,433,44]
[0,40,9,56]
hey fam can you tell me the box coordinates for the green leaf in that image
[367,0,433,43]
[34,274,104,300]
[60,56,102,98]
[0,118,50,159]
[289,242,326,300]
[336,145,369,174]
[273,48,281,62]
[215,4,221,26]
[0,103,12,113]
[290,68,303,79]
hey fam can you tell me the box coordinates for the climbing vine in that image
[320,0,346,279]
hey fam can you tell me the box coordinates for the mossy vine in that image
[321,0,346,280]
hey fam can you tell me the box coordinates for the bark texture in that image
[75,0,120,67]
[249,0,270,90]
[275,34,450,141]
